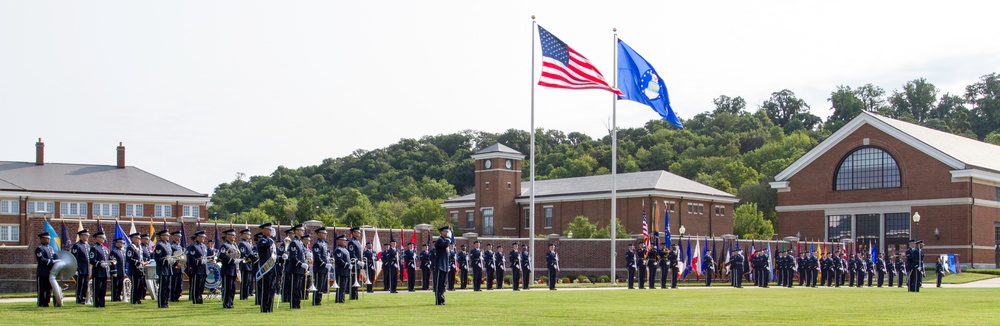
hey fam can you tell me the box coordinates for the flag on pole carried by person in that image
[43,220,60,253]
[692,238,702,279]
[641,203,649,249]
[60,221,71,250]
[536,25,622,95]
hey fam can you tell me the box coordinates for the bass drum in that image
[205,264,222,290]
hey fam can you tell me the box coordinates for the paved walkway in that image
[4,277,997,304]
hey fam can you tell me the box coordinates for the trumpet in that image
[305,250,316,292]
[330,254,339,290]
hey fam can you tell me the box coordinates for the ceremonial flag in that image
[692,238,702,279]
[870,240,877,264]
[372,230,382,279]
[77,220,84,242]
[180,221,188,247]
[536,25,621,95]
[113,221,131,275]
[641,206,649,249]
[947,254,960,274]
[96,219,108,248]
[403,229,411,280]
[43,220,60,253]
[683,237,693,279]
[60,221,71,250]
[214,222,221,250]
[768,241,775,280]
[724,242,731,275]
[410,228,418,247]
[664,208,672,246]
[616,39,683,128]
[128,219,137,236]
[114,221,131,247]
[748,241,756,281]
[148,219,155,243]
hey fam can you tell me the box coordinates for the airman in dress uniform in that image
[256,223,277,313]
[509,243,521,291]
[186,230,208,304]
[333,234,351,303]
[219,229,240,309]
[239,228,256,301]
[625,243,636,289]
[470,241,484,291]
[110,237,126,302]
[494,245,505,289]
[546,243,559,290]
[432,226,453,305]
[153,230,173,308]
[125,233,146,304]
[70,229,91,304]
[88,231,111,308]
[420,244,432,290]
[35,232,56,307]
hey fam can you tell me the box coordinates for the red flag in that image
[410,228,417,247]
[402,228,409,281]
[536,25,622,95]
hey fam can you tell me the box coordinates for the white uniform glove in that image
[282,254,289,260]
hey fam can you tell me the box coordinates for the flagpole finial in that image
[531,15,535,20]
[613,28,617,32]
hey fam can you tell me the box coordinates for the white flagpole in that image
[529,15,537,282]
[610,28,618,284]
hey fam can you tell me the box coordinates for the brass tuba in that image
[49,252,77,307]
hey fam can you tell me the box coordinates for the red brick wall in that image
[780,124,968,207]
[518,196,733,239]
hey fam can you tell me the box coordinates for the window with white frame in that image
[182,205,200,218]
[92,203,119,217]
[664,200,676,212]
[482,208,494,235]
[125,204,144,217]
[0,200,19,214]
[715,205,725,216]
[27,201,55,213]
[0,225,19,241]
[154,205,172,217]
[524,208,530,228]
[466,211,474,229]
[60,202,87,216]
[544,206,553,228]
[450,211,458,224]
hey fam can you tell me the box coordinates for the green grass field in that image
[4,286,1000,325]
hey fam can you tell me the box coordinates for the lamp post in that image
[912,212,921,241]
[679,225,686,245]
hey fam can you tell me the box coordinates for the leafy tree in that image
[713,95,747,115]
[340,206,376,228]
[965,73,1000,139]
[762,89,810,127]
[594,217,630,239]
[984,132,1000,145]
[888,78,938,123]
[400,198,445,227]
[826,85,865,132]
[733,203,774,240]
[563,216,597,239]
[856,83,888,114]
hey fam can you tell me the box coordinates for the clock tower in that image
[470,143,524,236]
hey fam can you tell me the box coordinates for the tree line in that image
[209,73,999,239]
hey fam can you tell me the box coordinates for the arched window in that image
[834,146,901,191]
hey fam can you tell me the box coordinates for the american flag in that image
[641,209,649,248]
[537,25,622,95]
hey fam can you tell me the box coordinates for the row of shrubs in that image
[538,275,612,284]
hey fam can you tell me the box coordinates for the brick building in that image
[442,144,738,238]
[770,112,1000,268]
[0,140,210,291]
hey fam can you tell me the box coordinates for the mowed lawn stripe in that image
[4,287,999,325]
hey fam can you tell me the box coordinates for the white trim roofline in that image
[772,112,965,184]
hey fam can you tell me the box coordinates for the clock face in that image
[484,160,492,169]
[505,159,513,169]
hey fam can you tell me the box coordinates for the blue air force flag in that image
[617,39,683,129]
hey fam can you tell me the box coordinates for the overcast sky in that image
[1,1,998,195]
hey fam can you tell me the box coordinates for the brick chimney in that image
[35,138,44,165]
[117,142,126,168]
